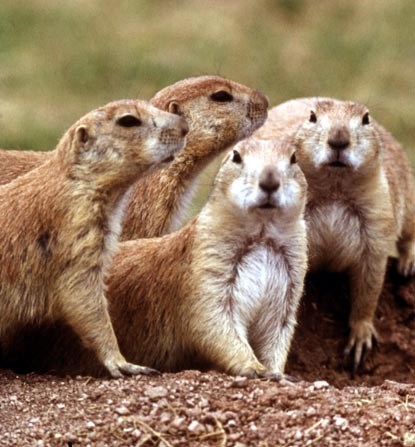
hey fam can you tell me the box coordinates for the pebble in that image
[187,420,204,435]
[115,406,130,415]
[231,376,249,388]
[144,386,168,399]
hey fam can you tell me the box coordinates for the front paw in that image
[104,355,160,378]
[397,252,415,277]
[344,320,378,374]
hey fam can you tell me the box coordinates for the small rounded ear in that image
[168,101,182,115]
[76,125,89,144]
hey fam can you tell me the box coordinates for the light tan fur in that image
[0,99,188,378]
[5,138,307,378]
[255,97,415,370]
[0,76,268,239]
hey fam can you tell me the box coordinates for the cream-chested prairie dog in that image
[255,97,415,370]
[7,138,307,378]
[0,76,268,238]
[0,99,188,378]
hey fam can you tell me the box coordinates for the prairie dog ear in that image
[76,125,89,144]
[168,101,182,115]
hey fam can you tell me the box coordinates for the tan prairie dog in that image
[122,75,269,238]
[0,76,269,238]
[0,99,188,378]
[255,97,415,370]
[11,138,307,378]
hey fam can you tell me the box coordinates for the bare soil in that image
[1,259,414,446]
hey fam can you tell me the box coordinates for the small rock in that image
[144,386,168,399]
[231,376,249,388]
[313,380,330,390]
[188,420,204,435]
[86,421,95,430]
[333,415,348,430]
[115,406,130,415]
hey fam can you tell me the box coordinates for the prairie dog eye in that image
[210,91,234,103]
[309,111,317,123]
[232,150,242,164]
[290,152,297,164]
[362,112,370,125]
[117,114,142,127]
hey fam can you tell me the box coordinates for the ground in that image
[1,260,414,446]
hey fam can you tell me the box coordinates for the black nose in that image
[328,126,350,151]
[259,169,280,194]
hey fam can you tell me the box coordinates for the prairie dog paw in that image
[397,251,415,277]
[344,320,378,373]
[230,363,268,379]
[104,355,160,378]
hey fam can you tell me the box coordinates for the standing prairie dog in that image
[0,76,268,238]
[0,99,188,378]
[8,138,307,378]
[255,97,415,370]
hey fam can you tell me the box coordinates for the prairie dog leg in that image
[62,289,158,378]
[344,255,386,371]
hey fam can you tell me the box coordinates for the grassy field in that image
[1,0,414,210]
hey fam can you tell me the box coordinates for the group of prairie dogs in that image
[0,75,414,381]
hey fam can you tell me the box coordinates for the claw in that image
[105,356,160,378]
[397,251,415,277]
[344,321,378,374]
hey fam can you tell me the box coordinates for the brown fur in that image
[3,138,308,378]
[0,99,188,378]
[0,76,268,239]
[255,97,415,370]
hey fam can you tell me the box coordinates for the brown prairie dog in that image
[255,97,415,370]
[122,75,269,239]
[0,99,188,378]
[0,76,269,240]
[10,137,307,378]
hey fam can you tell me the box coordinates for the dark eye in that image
[309,111,317,123]
[210,91,233,103]
[362,112,370,125]
[117,114,142,127]
[290,152,297,164]
[232,150,242,164]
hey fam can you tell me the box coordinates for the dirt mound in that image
[1,370,414,446]
[288,259,415,387]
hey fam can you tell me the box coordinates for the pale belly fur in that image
[307,202,363,272]
[231,245,289,338]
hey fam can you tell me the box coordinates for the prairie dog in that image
[255,97,415,370]
[122,75,269,239]
[0,76,268,238]
[8,138,307,378]
[0,99,188,378]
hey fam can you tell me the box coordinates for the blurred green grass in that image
[1,0,415,212]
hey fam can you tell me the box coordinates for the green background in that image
[1,0,414,208]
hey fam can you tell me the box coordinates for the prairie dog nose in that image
[328,126,350,150]
[259,167,280,193]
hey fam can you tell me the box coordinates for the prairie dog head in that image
[58,99,188,182]
[213,138,307,222]
[151,75,269,154]
[297,99,380,177]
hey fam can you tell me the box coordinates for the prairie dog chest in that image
[231,244,288,326]
[306,201,363,271]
